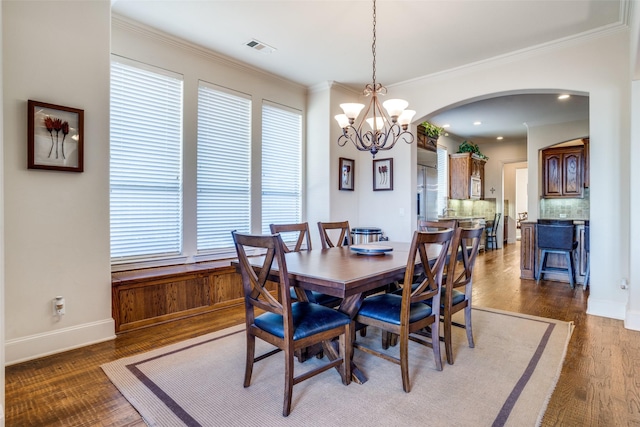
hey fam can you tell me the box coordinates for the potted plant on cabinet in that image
[418,121,444,151]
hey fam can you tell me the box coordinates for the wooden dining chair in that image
[440,226,484,365]
[317,220,352,249]
[353,228,455,392]
[270,222,341,308]
[418,219,456,231]
[232,231,352,416]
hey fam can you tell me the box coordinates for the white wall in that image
[3,1,113,364]
[326,28,631,321]
[0,0,5,421]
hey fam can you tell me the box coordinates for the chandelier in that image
[335,0,415,158]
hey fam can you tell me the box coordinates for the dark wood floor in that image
[6,241,640,426]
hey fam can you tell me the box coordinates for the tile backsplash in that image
[448,198,496,220]
[539,188,590,220]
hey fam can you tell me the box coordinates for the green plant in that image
[420,121,444,139]
[457,140,489,160]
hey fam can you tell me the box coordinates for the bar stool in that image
[536,222,577,288]
[583,221,590,290]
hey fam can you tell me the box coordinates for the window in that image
[261,103,302,234]
[197,82,252,251]
[110,58,183,261]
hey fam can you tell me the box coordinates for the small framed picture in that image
[373,158,393,191]
[339,157,355,191]
[28,100,84,172]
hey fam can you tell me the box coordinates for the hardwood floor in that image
[6,242,640,426]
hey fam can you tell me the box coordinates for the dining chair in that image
[232,231,352,416]
[440,226,484,365]
[317,220,352,249]
[485,213,501,250]
[418,219,456,232]
[353,228,454,392]
[270,222,341,308]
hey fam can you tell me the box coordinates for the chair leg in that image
[432,318,443,372]
[283,347,295,417]
[340,323,352,385]
[244,333,255,388]
[536,250,546,284]
[584,252,590,290]
[465,304,474,349]
[399,329,411,393]
[566,251,575,289]
[444,310,454,365]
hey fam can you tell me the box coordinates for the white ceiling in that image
[111,0,626,142]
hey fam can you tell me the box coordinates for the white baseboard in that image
[5,318,115,365]
[586,297,626,321]
[624,309,640,331]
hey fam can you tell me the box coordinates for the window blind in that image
[197,82,252,251]
[261,103,302,234]
[110,59,183,260]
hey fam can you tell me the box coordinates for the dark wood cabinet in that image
[416,126,437,152]
[542,146,584,198]
[449,153,486,200]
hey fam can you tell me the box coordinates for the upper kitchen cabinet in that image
[542,145,584,198]
[449,153,487,200]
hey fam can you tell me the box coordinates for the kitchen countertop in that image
[521,219,587,225]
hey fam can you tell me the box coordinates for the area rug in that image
[102,307,573,427]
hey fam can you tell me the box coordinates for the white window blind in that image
[110,59,183,260]
[437,146,448,215]
[197,82,251,251]
[261,103,302,234]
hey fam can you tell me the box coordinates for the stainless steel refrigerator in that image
[417,150,438,221]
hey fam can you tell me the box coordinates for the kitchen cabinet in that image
[449,153,486,200]
[542,146,584,198]
[416,126,437,152]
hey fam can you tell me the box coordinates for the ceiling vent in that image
[245,39,276,54]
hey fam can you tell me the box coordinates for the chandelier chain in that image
[372,0,377,88]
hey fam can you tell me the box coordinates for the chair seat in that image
[357,294,432,325]
[255,302,351,340]
[289,288,342,307]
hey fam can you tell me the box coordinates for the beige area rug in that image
[102,307,573,427]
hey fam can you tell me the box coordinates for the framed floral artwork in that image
[28,100,84,172]
[339,157,354,191]
[373,158,393,191]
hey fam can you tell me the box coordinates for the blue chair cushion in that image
[254,302,351,341]
[289,288,342,307]
[425,287,465,308]
[357,294,432,325]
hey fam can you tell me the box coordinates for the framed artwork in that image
[373,158,393,191]
[339,157,355,191]
[28,100,84,172]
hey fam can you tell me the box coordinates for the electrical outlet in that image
[53,296,65,316]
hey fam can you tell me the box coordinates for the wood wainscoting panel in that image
[112,264,243,333]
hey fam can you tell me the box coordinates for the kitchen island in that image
[520,220,588,286]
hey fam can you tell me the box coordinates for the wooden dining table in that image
[241,241,441,383]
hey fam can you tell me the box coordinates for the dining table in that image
[239,240,442,384]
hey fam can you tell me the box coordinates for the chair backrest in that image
[232,231,293,334]
[418,219,456,232]
[317,221,352,249]
[487,213,501,237]
[270,222,312,253]
[399,228,455,320]
[445,226,484,298]
[536,224,574,250]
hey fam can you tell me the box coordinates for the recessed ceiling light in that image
[497,136,503,140]
[473,121,482,126]
[442,124,450,128]
[558,94,570,100]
